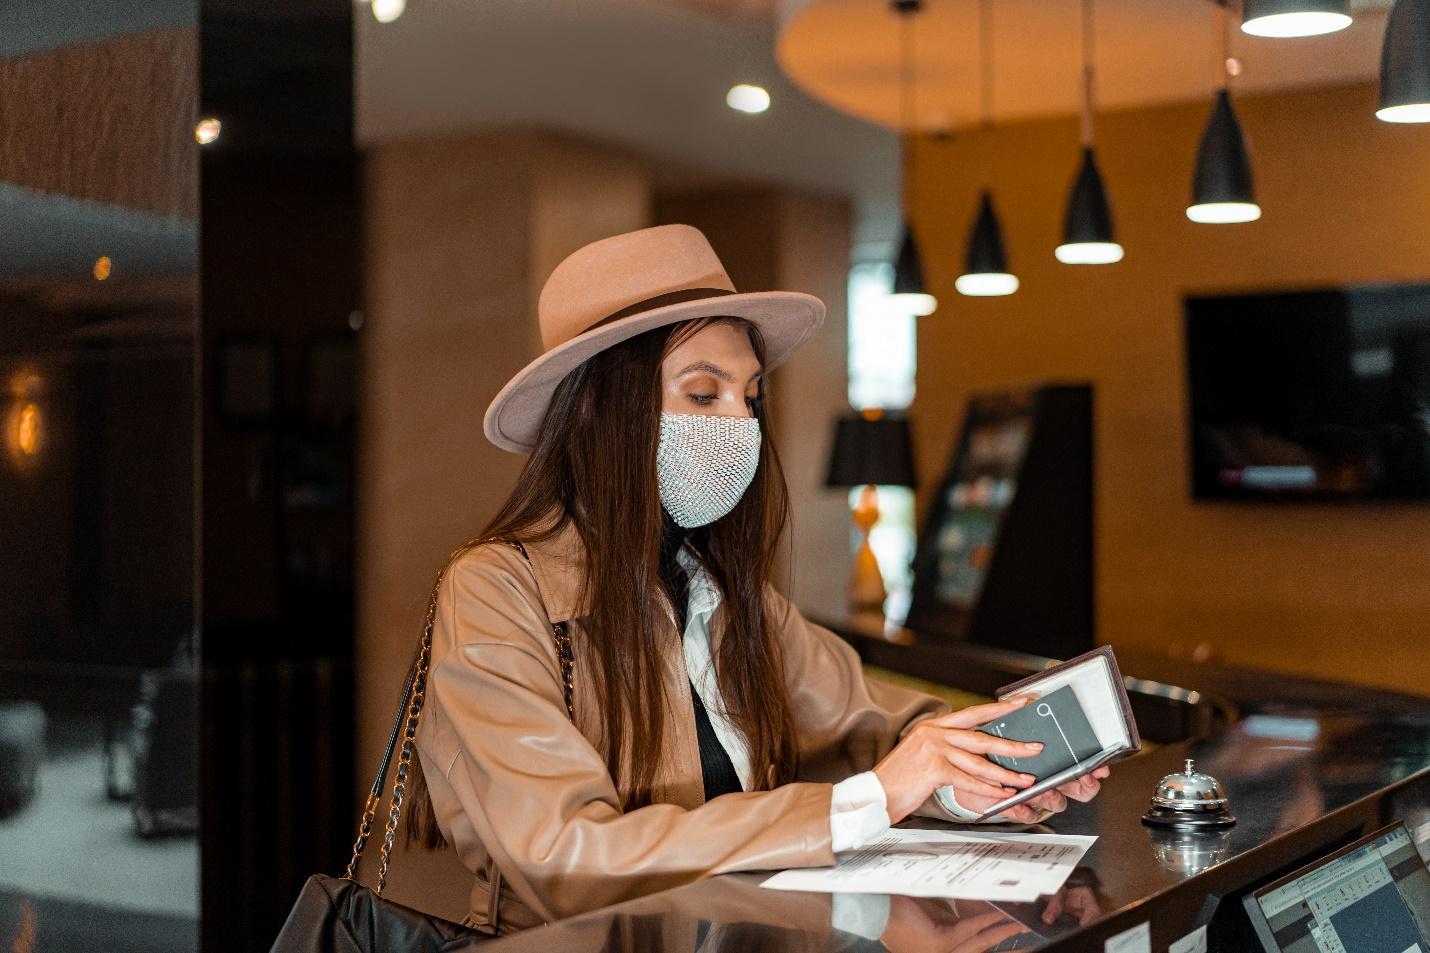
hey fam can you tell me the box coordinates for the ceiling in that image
[350,0,1392,260]
[778,0,1391,133]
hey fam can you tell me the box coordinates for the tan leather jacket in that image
[413,521,961,933]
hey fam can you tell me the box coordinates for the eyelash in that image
[688,394,760,406]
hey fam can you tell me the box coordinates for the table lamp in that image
[824,412,916,626]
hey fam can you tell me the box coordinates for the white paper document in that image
[761,829,1096,902]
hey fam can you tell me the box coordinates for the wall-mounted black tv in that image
[1185,283,1430,502]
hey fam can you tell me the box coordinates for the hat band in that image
[586,287,735,332]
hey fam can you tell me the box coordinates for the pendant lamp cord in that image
[1080,0,1095,147]
[898,1,916,216]
[1219,0,1239,91]
[979,0,994,184]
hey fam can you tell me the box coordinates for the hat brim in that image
[483,290,826,453]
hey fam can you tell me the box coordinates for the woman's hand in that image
[872,698,1045,824]
[955,764,1112,822]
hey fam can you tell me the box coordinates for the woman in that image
[408,225,1108,934]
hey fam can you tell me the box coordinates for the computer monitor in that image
[1245,821,1430,953]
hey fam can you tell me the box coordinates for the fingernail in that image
[1022,774,1035,782]
[1026,742,1043,750]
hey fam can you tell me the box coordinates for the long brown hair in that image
[405,316,799,849]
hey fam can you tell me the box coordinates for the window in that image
[847,261,918,623]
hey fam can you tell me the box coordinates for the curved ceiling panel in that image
[776,0,1389,132]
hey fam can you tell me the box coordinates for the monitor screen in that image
[1246,821,1430,953]
[1185,283,1430,502]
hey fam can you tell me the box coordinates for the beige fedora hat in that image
[484,223,826,453]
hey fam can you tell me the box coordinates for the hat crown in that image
[537,224,738,351]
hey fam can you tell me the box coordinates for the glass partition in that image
[0,7,200,952]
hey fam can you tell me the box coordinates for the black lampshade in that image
[1055,147,1123,264]
[1241,0,1351,37]
[1188,90,1260,223]
[1063,147,1113,245]
[825,415,916,489]
[1378,0,1430,123]
[892,221,927,296]
[965,191,1009,275]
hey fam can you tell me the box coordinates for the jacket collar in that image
[518,518,724,626]
[519,519,589,622]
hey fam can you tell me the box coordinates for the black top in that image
[658,513,743,801]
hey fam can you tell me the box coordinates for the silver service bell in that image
[1141,758,1236,829]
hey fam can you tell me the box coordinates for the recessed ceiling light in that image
[371,0,406,24]
[726,84,771,114]
[195,117,221,145]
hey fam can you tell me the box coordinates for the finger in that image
[1041,892,1063,924]
[933,697,1034,729]
[950,729,1046,762]
[997,803,1041,823]
[945,746,1037,789]
[1093,765,1111,779]
[944,768,1021,802]
[1062,777,1101,802]
[1031,790,1068,814]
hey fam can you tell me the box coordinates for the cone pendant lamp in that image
[1188,91,1259,223]
[1058,148,1123,264]
[1189,8,1260,224]
[957,192,1018,296]
[893,222,937,315]
[1378,0,1430,123]
[957,0,1018,297]
[888,0,937,317]
[1056,0,1123,265]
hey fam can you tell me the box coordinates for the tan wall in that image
[908,82,1430,696]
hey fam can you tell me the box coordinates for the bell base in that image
[1141,806,1237,829]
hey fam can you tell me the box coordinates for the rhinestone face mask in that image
[656,412,762,528]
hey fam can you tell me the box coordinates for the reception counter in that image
[484,623,1430,952]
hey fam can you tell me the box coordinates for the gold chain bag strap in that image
[342,538,575,910]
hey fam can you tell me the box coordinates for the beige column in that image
[357,127,650,916]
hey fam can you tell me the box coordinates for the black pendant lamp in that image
[892,223,935,315]
[888,0,937,317]
[957,0,1018,297]
[1241,0,1351,37]
[957,192,1018,296]
[1378,0,1430,123]
[1189,7,1260,224]
[1056,0,1123,265]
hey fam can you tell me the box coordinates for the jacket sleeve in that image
[415,545,839,924]
[768,590,1045,826]
[770,588,951,783]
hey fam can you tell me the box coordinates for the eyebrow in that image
[676,361,762,384]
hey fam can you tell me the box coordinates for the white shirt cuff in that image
[829,771,890,852]
[935,785,1012,823]
[830,892,890,940]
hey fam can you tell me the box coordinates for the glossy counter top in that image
[485,635,1430,952]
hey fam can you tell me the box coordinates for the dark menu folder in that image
[971,645,1142,821]
[983,685,1103,779]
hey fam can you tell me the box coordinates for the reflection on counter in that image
[1147,826,1236,879]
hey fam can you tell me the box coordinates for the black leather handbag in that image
[269,541,575,952]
